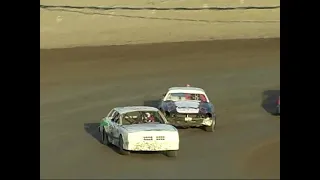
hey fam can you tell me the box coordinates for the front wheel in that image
[118,135,130,155]
[204,117,216,132]
[101,129,111,145]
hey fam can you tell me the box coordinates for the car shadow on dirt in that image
[84,122,168,156]
[84,123,120,153]
[261,90,280,115]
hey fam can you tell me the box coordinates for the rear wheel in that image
[118,135,130,155]
[276,106,280,115]
[204,116,216,132]
[166,150,178,157]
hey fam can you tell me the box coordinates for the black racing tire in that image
[204,116,216,132]
[166,150,178,157]
[276,106,280,115]
[101,129,111,145]
[118,135,130,155]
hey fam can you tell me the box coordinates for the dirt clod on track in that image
[40,38,280,179]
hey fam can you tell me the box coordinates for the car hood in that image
[122,123,176,133]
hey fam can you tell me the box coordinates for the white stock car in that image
[158,86,216,131]
[98,106,180,157]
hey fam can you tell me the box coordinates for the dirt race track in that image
[40,38,280,179]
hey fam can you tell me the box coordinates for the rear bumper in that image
[125,141,179,151]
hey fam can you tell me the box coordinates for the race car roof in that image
[114,106,159,114]
[168,87,205,93]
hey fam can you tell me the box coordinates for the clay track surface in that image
[40,38,280,179]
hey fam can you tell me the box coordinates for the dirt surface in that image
[40,0,280,7]
[40,0,279,48]
[40,38,280,179]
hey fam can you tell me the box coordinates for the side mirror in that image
[162,93,166,97]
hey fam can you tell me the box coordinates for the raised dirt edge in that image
[40,0,280,49]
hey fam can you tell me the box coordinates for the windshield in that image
[165,93,208,102]
[122,111,165,125]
